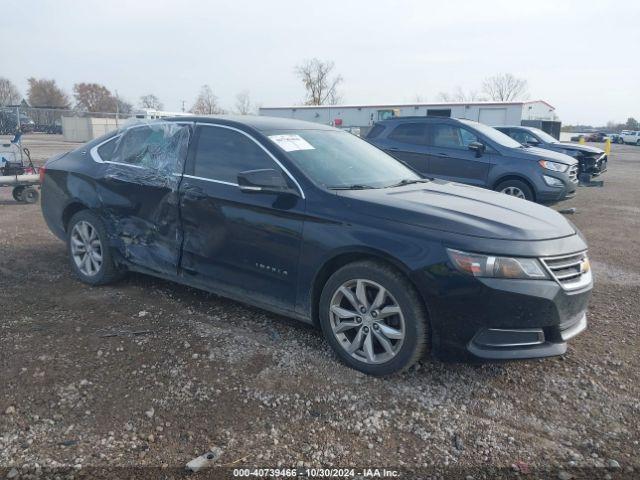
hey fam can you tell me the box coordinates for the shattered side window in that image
[111,122,190,174]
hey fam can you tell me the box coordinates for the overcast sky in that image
[2,0,638,125]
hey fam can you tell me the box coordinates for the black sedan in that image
[496,126,607,180]
[41,116,592,375]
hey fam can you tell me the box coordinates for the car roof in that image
[163,114,337,132]
[495,125,534,130]
[375,116,477,126]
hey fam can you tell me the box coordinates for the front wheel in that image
[319,260,429,376]
[67,210,124,285]
[495,179,534,201]
[12,186,25,202]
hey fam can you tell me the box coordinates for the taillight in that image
[39,165,46,184]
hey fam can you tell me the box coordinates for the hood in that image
[337,179,576,241]
[555,142,604,155]
[520,146,579,165]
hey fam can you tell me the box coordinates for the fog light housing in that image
[473,328,545,348]
[543,175,564,187]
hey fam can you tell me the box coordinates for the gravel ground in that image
[1,134,639,479]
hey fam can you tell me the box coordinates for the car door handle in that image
[182,186,207,200]
[387,147,399,151]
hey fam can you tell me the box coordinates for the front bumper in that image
[536,176,578,203]
[467,313,586,360]
[425,270,592,361]
[579,154,608,178]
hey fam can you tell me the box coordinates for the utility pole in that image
[181,100,186,112]
[115,90,120,127]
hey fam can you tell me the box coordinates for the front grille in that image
[541,251,591,290]
[568,164,579,183]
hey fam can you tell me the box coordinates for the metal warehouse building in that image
[259,100,560,136]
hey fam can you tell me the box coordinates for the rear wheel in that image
[67,210,123,285]
[495,179,534,201]
[319,260,429,376]
[21,187,39,204]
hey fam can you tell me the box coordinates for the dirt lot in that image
[1,134,639,479]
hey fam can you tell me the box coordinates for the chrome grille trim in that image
[541,251,591,291]
[568,164,579,183]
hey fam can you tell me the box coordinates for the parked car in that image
[0,110,35,134]
[41,116,592,376]
[570,134,585,142]
[620,130,640,145]
[584,132,609,142]
[35,122,63,134]
[606,133,622,144]
[495,126,607,179]
[366,117,578,203]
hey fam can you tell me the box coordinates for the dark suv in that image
[41,116,592,376]
[495,126,607,180]
[367,117,578,203]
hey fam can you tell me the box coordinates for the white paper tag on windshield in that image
[268,134,315,152]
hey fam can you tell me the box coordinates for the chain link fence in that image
[0,106,136,135]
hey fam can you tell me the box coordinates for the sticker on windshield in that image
[268,134,315,152]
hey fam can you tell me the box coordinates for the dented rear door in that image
[96,122,191,276]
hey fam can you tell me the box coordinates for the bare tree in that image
[191,85,222,115]
[235,90,252,115]
[295,58,343,105]
[73,82,118,112]
[139,94,163,110]
[436,86,485,102]
[27,78,70,108]
[482,73,528,101]
[116,97,133,115]
[0,77,21,106]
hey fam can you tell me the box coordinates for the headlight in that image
[538,160,569,172]
[447,249,549,280]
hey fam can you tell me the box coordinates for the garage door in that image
[478,108,507,126]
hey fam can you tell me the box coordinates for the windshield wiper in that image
[387,178,430,188]
[328,184,378,190]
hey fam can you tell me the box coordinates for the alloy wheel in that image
[329,279,405,364]
[500,186,526,198]
[71,220,103,277]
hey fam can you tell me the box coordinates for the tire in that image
[495,179,534,201]
[319,260,429,376]
[67,210,124,286]
[12,186,25,202]
[21,187,39,204]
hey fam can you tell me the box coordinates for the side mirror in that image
[526,139,540,146]
[468,141,485,156]
[237,169,295,195]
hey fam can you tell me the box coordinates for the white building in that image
[259,100,557,131]
[61,109,191,142]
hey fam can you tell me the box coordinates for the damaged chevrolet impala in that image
[41,116,592,375]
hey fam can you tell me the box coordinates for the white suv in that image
[620,130,640,145]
